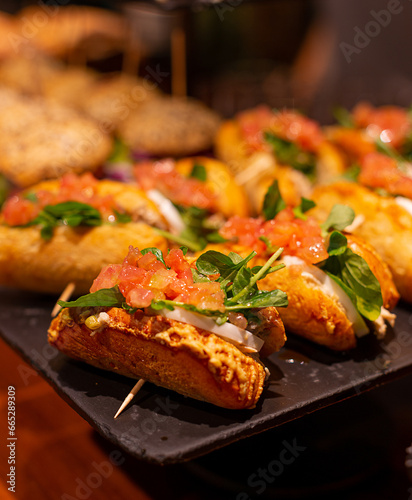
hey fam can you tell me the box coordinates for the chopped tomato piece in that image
[91,247,225,312]
[237,106,324,154]
[352,102,411,149]
[219,208,328,264]
[1,173,124,226]
[126,286,155,309]
[134,159,216,210]
[359,152,412,199]
[90,264,123,292]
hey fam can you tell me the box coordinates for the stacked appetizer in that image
[48,245,288,409]
[199,182,399,351]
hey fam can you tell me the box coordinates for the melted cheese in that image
[281,256,369,337]
[159,308,264,352]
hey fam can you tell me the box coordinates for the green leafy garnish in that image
[264,131,316,178]
[17,201,132,240]
[316,232,383,321]
[341,164,361,182]
[332,106,355,128]
[262,180,286,220]
[155,205,227,252]
[292,197,316,220]
[141,247,166,266]
[26,202,102,240]
[59,247,288,325]
[59,286,125,308]
[189,164,207,182]
[320,204,355,237]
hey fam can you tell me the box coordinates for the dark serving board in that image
[1,287,412,464]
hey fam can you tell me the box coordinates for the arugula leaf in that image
[292,197,316,220]
[24,192,38,203]
[320,204,355,236]
[58,286,125,308]
[189,163,207,182]
[141,247,166,266]
[195,250,256,289]
[332,106,355,128]
[173,205,227,252]
[231,289,288,309]
[259,235,278,253]
[113,209,132,224]
[26,202,102,240]
[264,131,316,177]
[327,231,348,256]
[262,180,286,220]
[316,233,383,321]
[341,164,361,182]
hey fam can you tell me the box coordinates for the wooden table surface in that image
[1,335,412,500]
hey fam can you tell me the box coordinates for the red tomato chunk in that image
[220,208,328,265]
[91,247,226,312]
[1,173,121,226]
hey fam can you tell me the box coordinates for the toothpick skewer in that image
[171,25,187,97]
[114,379,146,419]
[51,282,76,317]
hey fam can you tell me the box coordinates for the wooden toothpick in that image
[51,282,76,317]
[114,379,145,419]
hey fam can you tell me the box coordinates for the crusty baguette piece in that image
[0,222,167,295]
[258,262,357,350]
[0,178,169,295]
[201,239,398,351]
[48,307,267,410]
[310,181,412,302]
[256,230,399,351]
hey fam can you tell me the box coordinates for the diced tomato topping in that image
[359,152,412,199]
[219,208,328,264]
[91,245,225,312]
[352,102,412,149]
[1,195,40,226]
[126,286,156,309]
[1,173,124,226]
[90,264,123,292]
[134,159,216,211]
[237,106,324,154]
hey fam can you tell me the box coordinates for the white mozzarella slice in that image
[281,256,369,337]
[146,189,186,233]
[159,308,264,352]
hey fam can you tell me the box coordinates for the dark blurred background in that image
[2,0,412,123]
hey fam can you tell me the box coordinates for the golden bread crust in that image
[0,223,167,295]
[257,262,357,351]
[118,97,221,157]
[48,307,267,409]
[0,89,113,188]
[311,181,412,302]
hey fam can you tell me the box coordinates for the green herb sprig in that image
[17,201,131,241]
[264,131,316,178]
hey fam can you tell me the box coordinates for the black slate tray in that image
[1,287,412,464]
